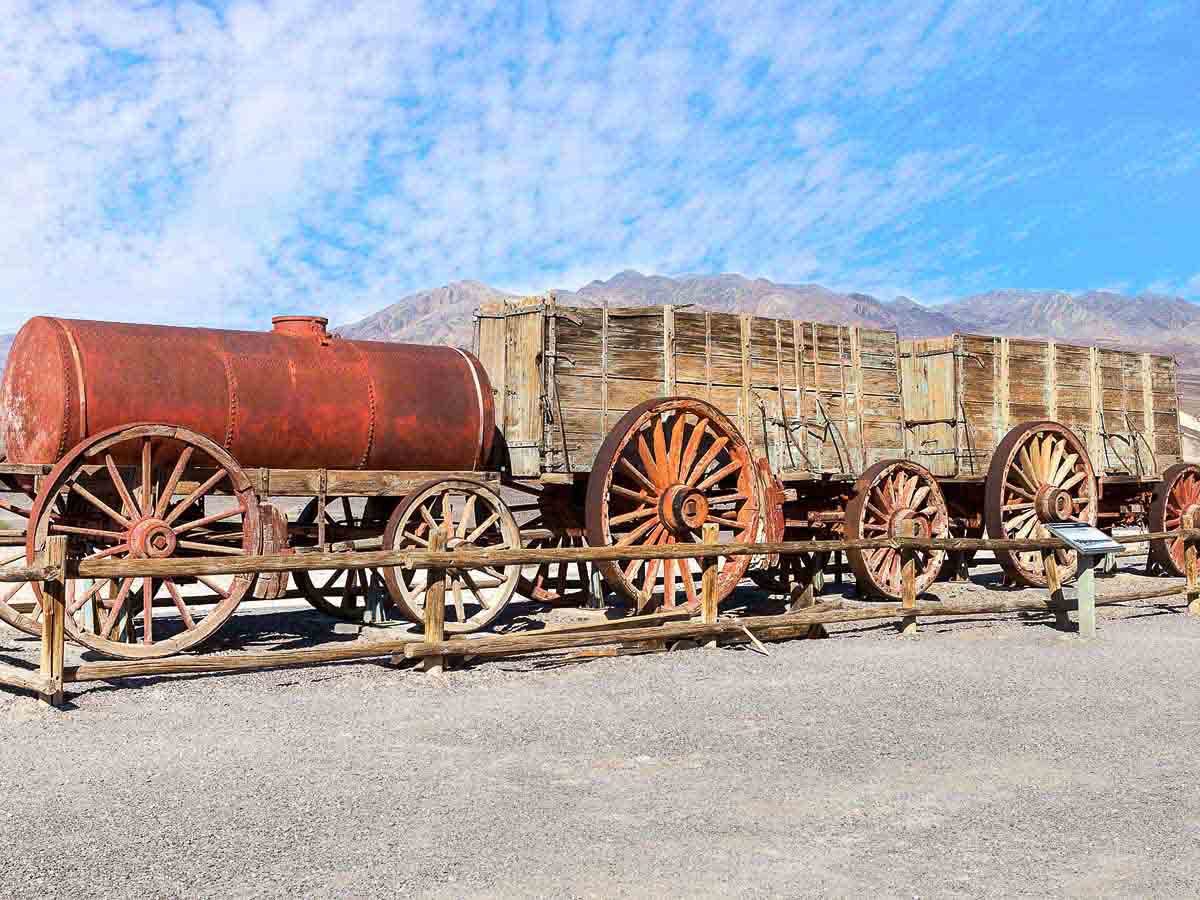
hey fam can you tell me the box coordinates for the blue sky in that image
[1,0,1197,332]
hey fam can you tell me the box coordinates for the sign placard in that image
[1044,522,1122,556]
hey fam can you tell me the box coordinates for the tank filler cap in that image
[272,316,331,340]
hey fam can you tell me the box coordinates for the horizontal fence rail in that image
[0,529,1187,583]
[2,523,1199,710]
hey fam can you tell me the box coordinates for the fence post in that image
[420,527,448,674]
[1076,554,1097,639]
[899,520,917,635]
[1185,512,1199,615]
[1043,550,1069,630]
[39,535,68,707]
[701,523,719,649]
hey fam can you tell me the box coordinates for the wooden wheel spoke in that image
[139,438,154,513]
[155,447,195,518]
[652,417,670,482]
[102,454,141,518]
[173,507,243,536]
[142,577,158,643]
[165,579,196,630]
[99,579,134,640]
[197,576,232,599]
[165,469,228,525]
[457,495,477,540]
[612,483,654,504]
[706,513,743,528]
[464,511,501,545]
[85,543,132,561]
[616,516,661,547]
[460,570,490,609]
[695,459,743,492]
[685,436,729,487]
[50,523,126,543]
[610,504,656,526]
[177,540,246,556]
[637,434,667,490]
[68,579,107,615]
[617,455,659,496]
[70,482,133,529]
[679,419,708,485]
[666,415,686,480]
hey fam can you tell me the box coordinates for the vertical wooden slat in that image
[600,306,609,433]
[850,327,866,474]
[1089,346,1103,475]
[794,321,808,469]
[39,535,67,707]
[663,305,675,396]
[1047,340,1058,422]
[420,527,448,674]
[999,337,1011,435]
[837,328,852,473]
[705,312,713,403]
[740,314,752,438]
[1141,353,1155,473]
[773,319,784,470]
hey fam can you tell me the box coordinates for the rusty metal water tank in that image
[0,315,495,471]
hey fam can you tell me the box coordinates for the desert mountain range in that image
[3,272,1199,416]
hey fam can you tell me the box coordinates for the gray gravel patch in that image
[2,558,1200,897]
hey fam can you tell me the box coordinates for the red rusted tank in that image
[0,315,495,471]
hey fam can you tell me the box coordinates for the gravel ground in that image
[3,557,1200,898]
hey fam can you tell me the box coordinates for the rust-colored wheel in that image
[1149,462,1200,576]
[382,479,521,633]
[293,497,398,620]
[26,424,261,659]
[508,480,595,606]
[845,460,949,599]
[585,397,764,611]
[985,421,1097,588]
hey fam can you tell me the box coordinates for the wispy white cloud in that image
[0,0,1192,332]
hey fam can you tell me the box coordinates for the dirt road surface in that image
[3,563,1200,898]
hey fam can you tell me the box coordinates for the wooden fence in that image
[2,516,1200,709]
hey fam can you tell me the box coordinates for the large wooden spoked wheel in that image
[1149,462,1200,576]
[985,421,1097,588]
[508,480,595,606]
[293,497,397,620]
[26,424,261,659]
[382,479,521,633]
[584,397,764,611]
[0,486,39,635]
[845,460,949,599]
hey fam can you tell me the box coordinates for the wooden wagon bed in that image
[476,297,905,482]
[900,334,1180,482]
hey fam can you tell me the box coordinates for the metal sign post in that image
[1044,523,1122,639]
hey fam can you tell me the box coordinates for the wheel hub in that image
[1035,485,1073,523]
[888,508,931,539]
[128,517,178,559]
[659,484,709,534]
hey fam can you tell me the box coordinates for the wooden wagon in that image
[900,334,1190,584]
[475,296,948,605]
